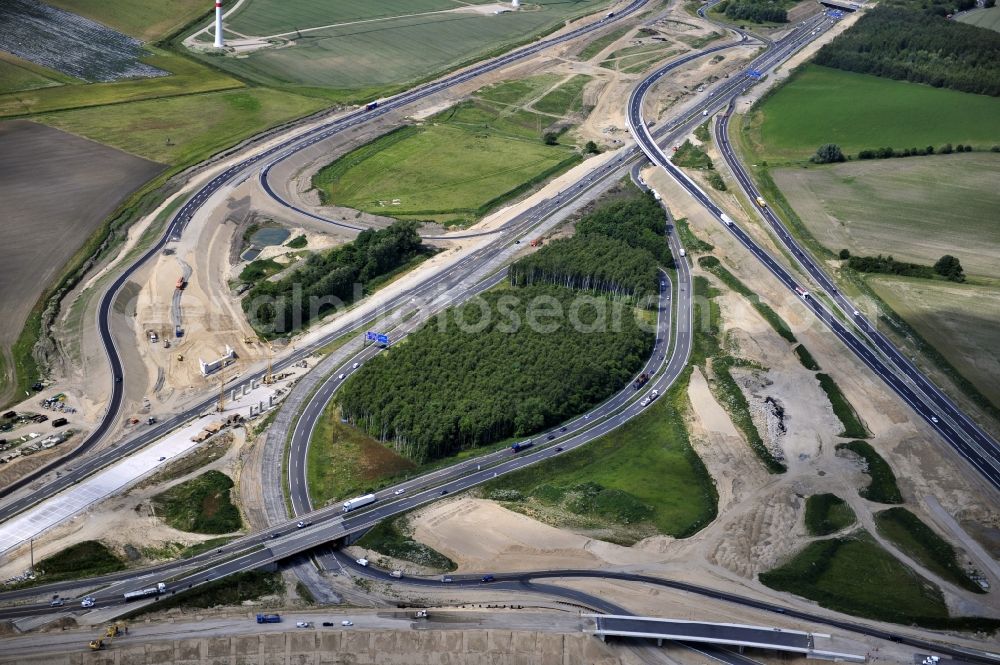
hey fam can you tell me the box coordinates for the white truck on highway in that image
[123,582,166,601]
[342,493,376,512]
[721,213,734,226]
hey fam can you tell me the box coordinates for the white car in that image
[352,362,360,369]
[356,558,369,567]
[296,621,311,628]
[393,488,405,495]
[338,373,346,380]
[341,620,354,627]
[81,597,95,608]
[931,416,939,423]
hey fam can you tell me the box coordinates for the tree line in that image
[575,191,673,264]
[243,221,424,334]
[845,252,965,282]
[336,285,654,463]
[814,6,1000,96]
[718,0,788,23]
[509,235,660,304]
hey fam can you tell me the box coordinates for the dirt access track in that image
[0,120,162,404]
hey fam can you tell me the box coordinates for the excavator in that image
[88,622,127,650]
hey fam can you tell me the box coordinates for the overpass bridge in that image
[588,615,866,662]
[819,0,862,12]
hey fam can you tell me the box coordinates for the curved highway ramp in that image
[588,615,865,662]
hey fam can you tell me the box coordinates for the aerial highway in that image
[0,0,823,602]
[0,0,656,505]
[4,16,999,664]
[710,101,1000,486]
[626,42,1000,490]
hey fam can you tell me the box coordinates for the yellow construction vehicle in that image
[105,621,126,638]
[89,638,106,650]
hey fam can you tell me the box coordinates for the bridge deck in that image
[591,615,811,651]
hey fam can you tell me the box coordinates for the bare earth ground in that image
[0,120,162,403]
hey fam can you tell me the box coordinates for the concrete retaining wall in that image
[3,629,623,665]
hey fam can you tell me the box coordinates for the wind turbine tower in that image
[214,0,224,48]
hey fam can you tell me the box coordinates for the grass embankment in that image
[312,77,583,227]
[697,278,781,471]
[816,373,868,438]
[691,264,786,473]
[794,344,820,370]
[357,516,455,571]
[804,493,856,536]
[533,75,592,115]
[33,541,125,582]
[152,471,243,534]
[483,363,718,543]
[307,404,415,508]
[746,64,1000,162]
[578,25,634,60]
[675,218,714,253]
[760,532,999,630]
[123,571,283,618]
[875,507,985,593]
[239,258,284,284]
[698,256,796,343]
[836,441,903,504]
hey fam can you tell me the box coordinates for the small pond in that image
[249,227,290,247]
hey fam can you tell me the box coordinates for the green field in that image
[307,402,415,508]
[36,88,326,165]
[748,65,1000,162]
[312,89,581,225]
[868,277,1000,407]
[804,493,856,536]
[188,0,612,95]
[0,48,244,118]
[152,471,243,534]
[47,0,210,41]
[759,533,959,627]
[875,507,985,594]
[956,6,1000,32]
[772,153,1000,278]
[0,52,75,95]
[836,441,903,504]
[533,75,592,115]
[483,366,718,543]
